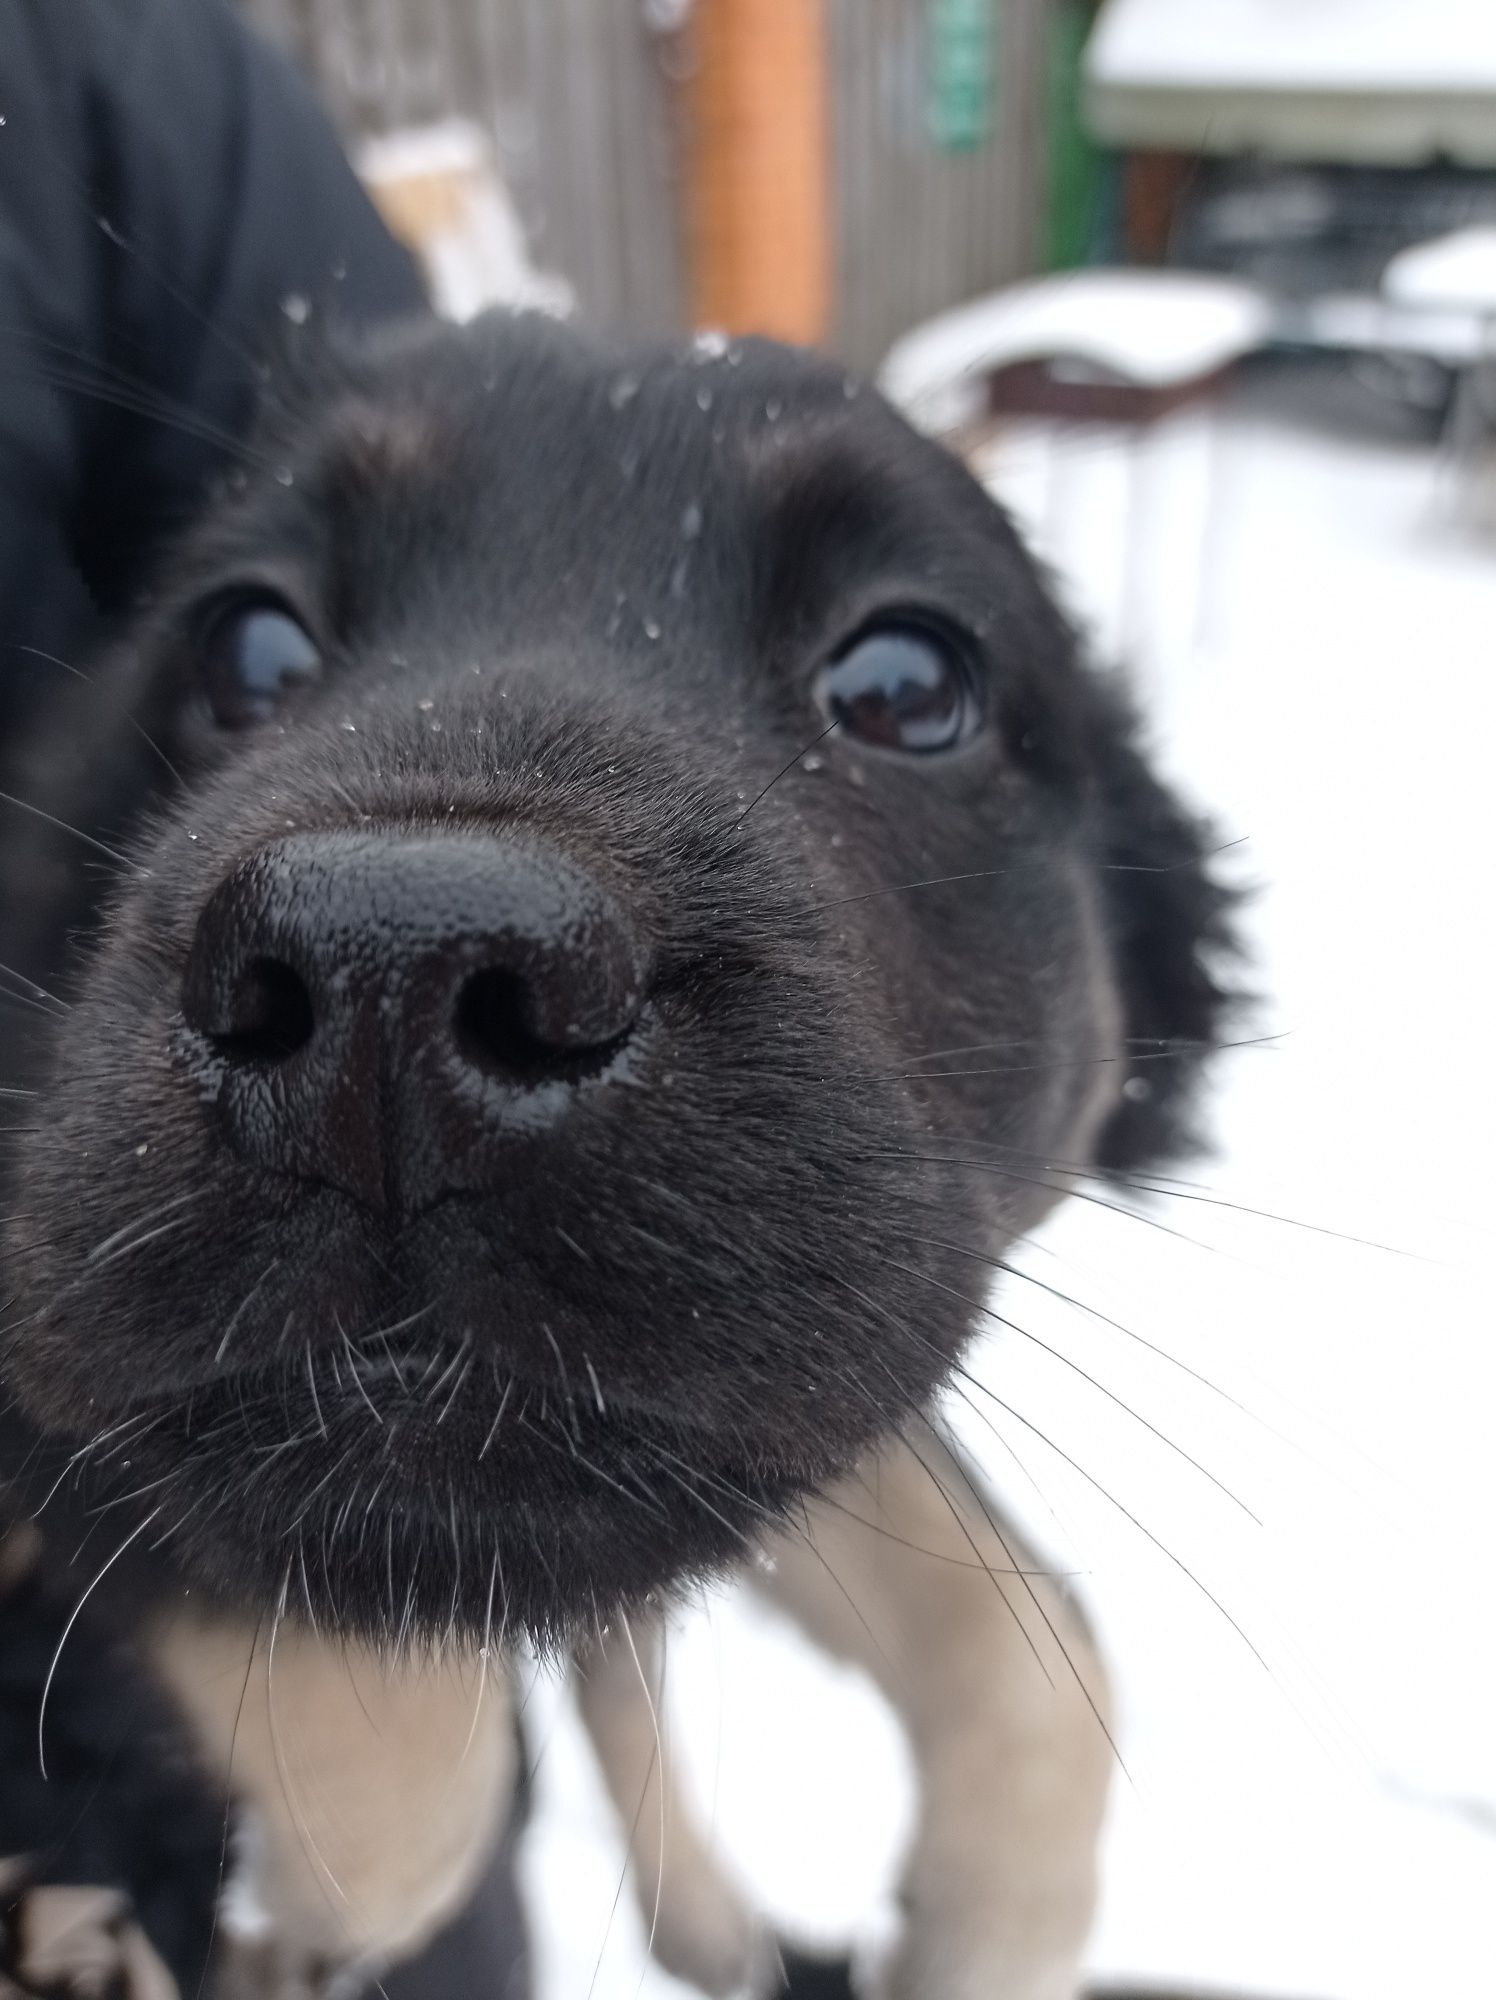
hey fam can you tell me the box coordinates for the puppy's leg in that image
[150,1614,516,1997]
[756,1423,1112,2000]
[574,1617,779,1999]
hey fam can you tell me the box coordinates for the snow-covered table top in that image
[879,271,1273,436]
[1085,0,1496,164]
[1384,226,1496,315]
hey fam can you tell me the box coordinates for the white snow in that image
[1084,0,1496,164]
[1087,0,1496,97]
[1384,229,1496,317]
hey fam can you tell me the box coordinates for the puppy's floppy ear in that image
[1081,676,1242,1174]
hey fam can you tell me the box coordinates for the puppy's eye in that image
[201,599,322,727]
[812,620,979,754]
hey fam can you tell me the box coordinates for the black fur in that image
[0,313,1232,1658]
[0,1555,224,1988]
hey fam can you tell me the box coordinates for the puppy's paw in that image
[862,1900,1085,2000]
[0,1861,179,1998]
[210,1936,366,2000]
[649,1891,781,2000]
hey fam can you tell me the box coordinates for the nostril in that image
[455,967,560,1079]
[214,957,316,1063]
[454,966,630,1081]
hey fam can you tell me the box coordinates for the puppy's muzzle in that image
[178,829,651,1217]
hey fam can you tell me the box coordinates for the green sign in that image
[929,0,998,152]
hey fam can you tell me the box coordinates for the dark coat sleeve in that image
[0,0,428,734]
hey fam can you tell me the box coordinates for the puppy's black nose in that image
[180,831,649,1214]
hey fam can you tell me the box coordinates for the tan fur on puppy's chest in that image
[149,1612,514,1986]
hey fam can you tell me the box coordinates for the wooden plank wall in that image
[242,0,689,340]
[832,0,1050,365]
[240,0,1051,370]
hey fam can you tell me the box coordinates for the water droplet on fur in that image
[341,720,357,733]
[692,329,729,360]
[680,500,703,539]
[1123,1076,1153,1101]
[802,753,826,774]
[842,378,861,400]
[417,698,435,712]
[754,1551,778,1575]
[830,832,844,848]
[273,467,295,487]
[764,399,783,422]
[281,292,311,325]
[134,1143,149,1157]
[695,386,714,413]
[643,619,661,641]
[609,373,640,409]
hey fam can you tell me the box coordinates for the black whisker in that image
[0,785,149,876]
[733,718,840,826]
[11,643,186,784]
[884,1248,1259,1521]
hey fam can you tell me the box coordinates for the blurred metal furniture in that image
[1084,0,1496,167]
[1384,227,1496,520]
[879,270,1270,673]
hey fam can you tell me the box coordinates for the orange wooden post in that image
[686,0,833,345]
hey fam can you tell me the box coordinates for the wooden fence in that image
[240,0,1053,368]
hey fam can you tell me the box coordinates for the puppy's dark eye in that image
[812,621,979,754]
[201,600,322,727]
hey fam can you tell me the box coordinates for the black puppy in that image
[0,312,1229,1998]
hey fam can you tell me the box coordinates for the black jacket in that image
[0,0,427,741]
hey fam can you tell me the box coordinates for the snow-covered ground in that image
[522,367,1496,1999]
